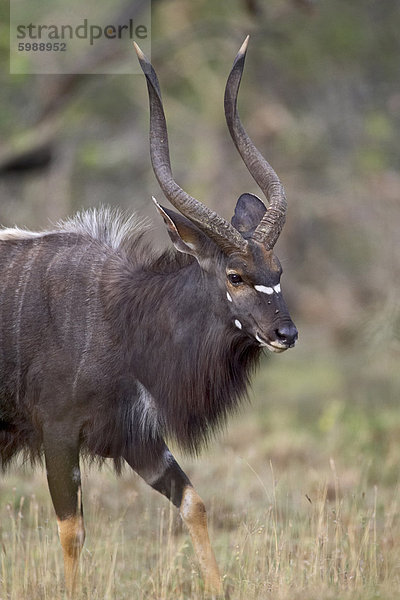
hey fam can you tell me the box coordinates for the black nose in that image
[275,323,298,346]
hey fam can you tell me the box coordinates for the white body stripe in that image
[14,242,42,400]
[71,251,101,400]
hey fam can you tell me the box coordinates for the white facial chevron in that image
[254,284,273,294]
[254,284,281,294]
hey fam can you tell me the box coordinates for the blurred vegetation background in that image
[0,1,400,598]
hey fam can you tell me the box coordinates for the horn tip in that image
[238,35,250,57]
[134,42,154,79]
[232,35,249,68]
[133,41,147,62]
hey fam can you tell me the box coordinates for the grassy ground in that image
[1,331,399,599]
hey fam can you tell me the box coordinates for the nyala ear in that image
[153,198,215,268]
[231,193,267,237]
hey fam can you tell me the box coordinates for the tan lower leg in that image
[180,486,222,595]
[57,515,85,595]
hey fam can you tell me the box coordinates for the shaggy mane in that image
[0,207,150,256]
[56,207,150,256]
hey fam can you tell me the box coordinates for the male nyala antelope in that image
[0,38,297,595]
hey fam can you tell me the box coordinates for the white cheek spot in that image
[234,319,242,330]
[273,283,281,293]
[254,284,274,295]
[227,292,233,302]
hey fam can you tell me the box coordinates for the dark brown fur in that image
[0,210,261,473]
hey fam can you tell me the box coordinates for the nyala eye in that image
[228,273,243,286]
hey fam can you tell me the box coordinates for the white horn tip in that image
[133,41,146,61]
[238,35,250,56]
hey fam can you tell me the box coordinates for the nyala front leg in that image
[126,444,223,596]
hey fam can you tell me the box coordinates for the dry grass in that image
[1,342,400,599]
[1,462,400,600]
